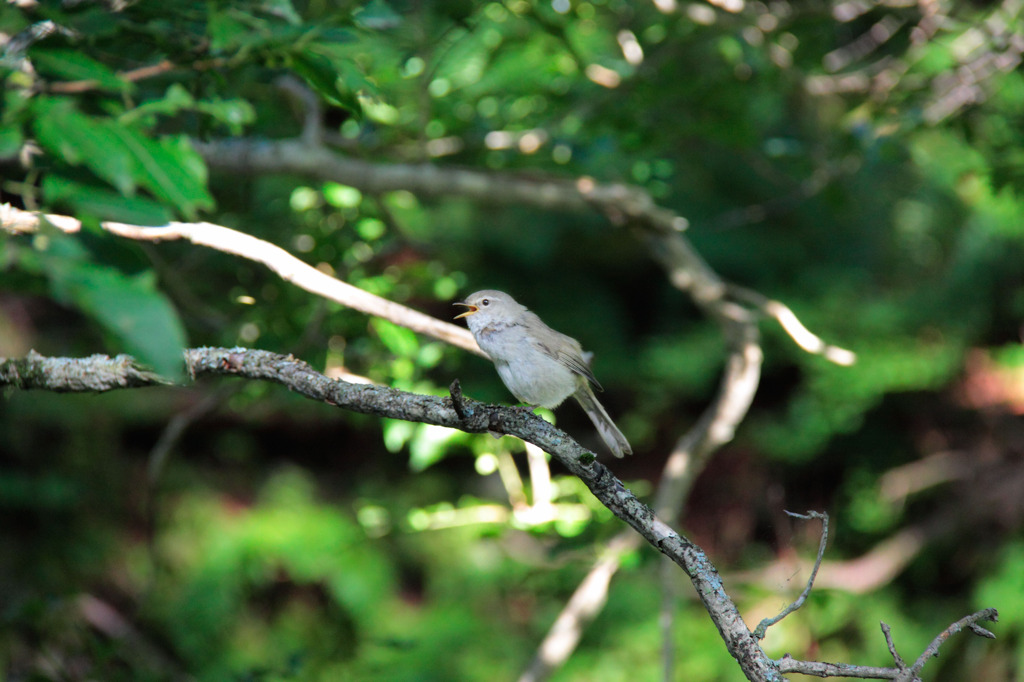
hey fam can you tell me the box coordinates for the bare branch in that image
[0,347,786,682]
[777,654,899,679]
[881,622,908,672]
[0,204,484,358]
[753,511,829,640]
[777,608,1000,680]
[728,284,856,366]
[899,608,999,681]
[0,349,167,391]
[193,138,687,232]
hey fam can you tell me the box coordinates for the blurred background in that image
[2,0,1024,680]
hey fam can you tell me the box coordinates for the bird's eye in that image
[481,299,490,306]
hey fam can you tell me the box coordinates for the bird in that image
[454,290,632,458]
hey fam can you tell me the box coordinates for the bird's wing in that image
[526,313,604,391]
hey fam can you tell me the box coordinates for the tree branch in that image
[192,138,687,232]
[777,608,1000,680]
[753,511,829,640]
[4,347,998,681]
[191,134,855,365]
[899,608,999,681]
[0,349,168,391]
[0,204,483,358]
[0,346,785,682]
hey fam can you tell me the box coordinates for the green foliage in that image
[976,542,1024,631]
[28,96,214,219]
[3,0,1024,679]
[14,229,187,377]
[147,468,391,676]
[28,48,129,93]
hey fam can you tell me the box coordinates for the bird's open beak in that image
[453,302,478,320]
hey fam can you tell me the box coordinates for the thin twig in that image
[778,608,1000,679]
[46,58,226,94]
[448,378,467,420]
[900,608,999,681]
[753,511,829,640]
[777,654,899,679]
[881,622,907,671]
[48,59,176,93]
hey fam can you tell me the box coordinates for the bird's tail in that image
[573,384,632,458]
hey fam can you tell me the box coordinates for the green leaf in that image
[370,318,420,358]
[42,175,172,226]
[0,6,31,36]
[39,232,188,379]
[106,128,214,219]
[120,84,255,135]
[29,48,129,93]
[118,83,196,126]
[32,97,136,195]
[260,0,302,25]
[291,47,357,111]
[353,0,403,30]
[32,98,214,218]
[0,124,23,158]
[207,10,253,53]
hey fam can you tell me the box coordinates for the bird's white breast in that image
[470,319,577,408]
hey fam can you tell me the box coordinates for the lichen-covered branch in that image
[899,608,999,681]
[0,350,168,391]
[0,346,784,682]
[777,608,1000,680]
[1,350,1000,682]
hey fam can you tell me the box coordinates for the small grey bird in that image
[454,290,632,458]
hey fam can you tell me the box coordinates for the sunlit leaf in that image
[370,318,420,358]
[106,128,214,219]
[408,423,461,471]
